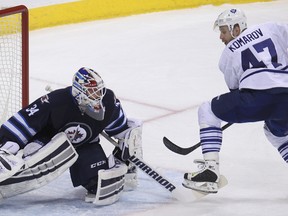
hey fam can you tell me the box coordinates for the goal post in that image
[0,5,29,124]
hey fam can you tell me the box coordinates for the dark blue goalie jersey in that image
[0,87,128,148]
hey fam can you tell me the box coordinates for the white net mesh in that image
[0,9,23,124]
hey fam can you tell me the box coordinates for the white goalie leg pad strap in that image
[93,156,128,206]
[0,132,78,199]
[0,142,24,183]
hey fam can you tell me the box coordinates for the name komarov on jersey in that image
[228,29,264,52]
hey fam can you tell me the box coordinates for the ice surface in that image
[0,0,288,215]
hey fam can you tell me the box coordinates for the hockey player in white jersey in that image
[0,67,143,205]
[184,8,288,193]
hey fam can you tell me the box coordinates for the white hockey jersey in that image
[219,22,288,90]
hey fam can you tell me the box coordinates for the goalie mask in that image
[72,67,106,120]
[213,8,247,34]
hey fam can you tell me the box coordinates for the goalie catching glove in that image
[0,133,78,199]
[0,141,24,183]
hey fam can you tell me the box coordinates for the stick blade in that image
[163,137,192,155]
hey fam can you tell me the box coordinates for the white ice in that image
[0,0,288,215]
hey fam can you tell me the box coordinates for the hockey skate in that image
[183,159,220,193]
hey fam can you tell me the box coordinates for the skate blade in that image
[183,175,228,194]
[182,180,218,193]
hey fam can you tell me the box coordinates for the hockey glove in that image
[113,120,143,161]
[0,141,24,182]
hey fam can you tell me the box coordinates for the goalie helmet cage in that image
[0,5,29,124]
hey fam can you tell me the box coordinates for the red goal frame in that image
[0,5,29,108]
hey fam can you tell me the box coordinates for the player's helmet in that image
[72,67,106,113]
[213,8,247,33]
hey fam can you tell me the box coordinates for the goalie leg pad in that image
[85,156,127,206]
[94,161,127,206]
[0,132,78,199]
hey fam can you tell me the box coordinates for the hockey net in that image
[0,5,29,124]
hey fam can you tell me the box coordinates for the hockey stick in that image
[163,123,233,155]
[100,132,189,201]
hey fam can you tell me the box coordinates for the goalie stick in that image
[100,132,184,200]
[163,123,233,155]
[100,132,228,202]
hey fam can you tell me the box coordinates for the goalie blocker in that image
[0,132,78,199]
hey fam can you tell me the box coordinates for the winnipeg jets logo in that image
[65,125,87,144]
[62,122,93,147]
